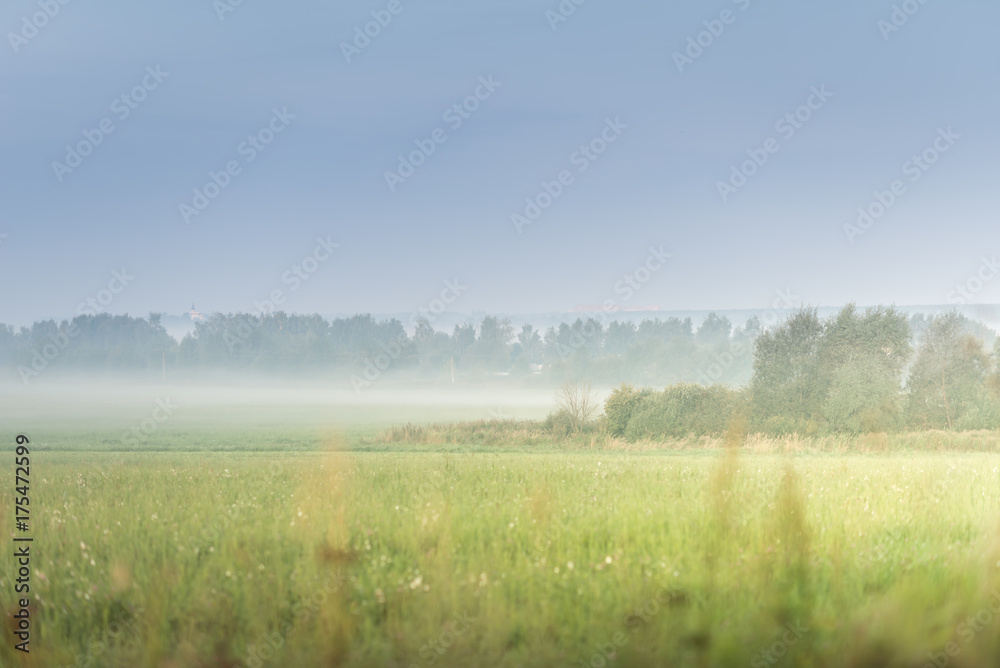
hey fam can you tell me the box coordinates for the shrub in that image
[603,383,654,437]
[954,395,1000,431]
[553,381,599,433]
[544,408,576,437]
[623,383,745,441]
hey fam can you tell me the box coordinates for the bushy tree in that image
[516,324,541,363]
[749,308,825,433]
[468,316,514,373]
[749,305,911,433]
[624,383,744,441]
[603,383,654,437]
[696,313,732,347]
[816,305,910,432]
[906,312,993,429]
[823,355,904,433]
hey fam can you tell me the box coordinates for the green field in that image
[3,385,1000,666]
[3,444,1000,667]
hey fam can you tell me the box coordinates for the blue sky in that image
[1,0,998,325]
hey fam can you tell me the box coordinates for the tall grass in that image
[3,447,1000,666]
[370,417,1000,455]
[368,418,608,449]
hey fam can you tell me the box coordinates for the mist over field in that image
[4,0,1000,666]
[1,379,562,446]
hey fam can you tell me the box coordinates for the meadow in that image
[3,384,1000,667]
[3,448,1000,667]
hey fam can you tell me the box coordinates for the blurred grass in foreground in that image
[2,445,1000,667]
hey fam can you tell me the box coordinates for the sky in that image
[1,0,998,326]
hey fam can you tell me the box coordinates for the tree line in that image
[605,305,1000,436]
[1,311,759,386]
[4,305,1000,435]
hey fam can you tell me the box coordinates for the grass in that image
[368,419,1000,455]
[3,444,1000,667]
[364,419,604,450]
[3,386,1000,666]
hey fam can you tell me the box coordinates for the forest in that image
[4,306,999,434]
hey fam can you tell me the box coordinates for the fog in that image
[1,377,586,449]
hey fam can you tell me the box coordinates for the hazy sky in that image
[1,0,998,325]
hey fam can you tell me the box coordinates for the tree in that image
[823,355,904,433]
[748,305,911,433]
[749,308,825,433]
[603,321,636,357]
[906,312,992,429]
[413,317,435,344]
[603,383,653,436]
[553,381,599,433]
[816,305,910,432]
[517,324,542,363]
[696,313,732,347]
[990,338,1000,395]
[473,316,514,373]
[451,323,476,366]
